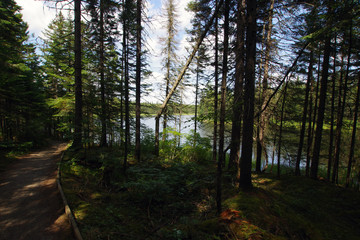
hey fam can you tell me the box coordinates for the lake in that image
[141,115,307,170]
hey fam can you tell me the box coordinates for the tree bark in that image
[239,0,257,190]
[123,0,130,171]
[346,74,360,187]
[310,31,331,179]
[327,42,337,180]
[194,55,199,146]
[217,0,229,214]
[277,81,288,178]
[295,51,313,175]
[135,0,142,162]
[73,0,82,149]
[230,0,245,175]
[212,0,219,164]
[332,23,352,183]
[100,0,107,147]
[256,0,274,173]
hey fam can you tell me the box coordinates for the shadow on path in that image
[0,142,74,240]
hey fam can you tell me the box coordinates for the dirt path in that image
[0,142,74,240]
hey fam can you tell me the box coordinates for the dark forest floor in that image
[61,148,360,240]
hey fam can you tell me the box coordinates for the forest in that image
[1,0,360,239]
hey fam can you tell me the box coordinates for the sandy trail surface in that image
[0,142,74,240]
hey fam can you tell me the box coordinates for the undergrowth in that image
[60,133,360,240]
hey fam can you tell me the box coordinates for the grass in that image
[61,148,360,240]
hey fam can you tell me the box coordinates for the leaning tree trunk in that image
[154,0,224,156]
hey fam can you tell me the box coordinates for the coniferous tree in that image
[0,0,45,142]
[230,0,245,177]
[73,0,83,149]
[135,0,142,161]
[239,0,257,189]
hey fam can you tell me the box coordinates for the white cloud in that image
[144,0,195,104]
[15,0,61,39]
[15,0,196,104]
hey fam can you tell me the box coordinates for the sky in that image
[15,0,195,104]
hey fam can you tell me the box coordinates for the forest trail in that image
[0,142,73,240]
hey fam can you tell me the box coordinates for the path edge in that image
[57,151,84,240]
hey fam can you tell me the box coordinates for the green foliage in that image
[0,0,47,143]
[181,130,212,163]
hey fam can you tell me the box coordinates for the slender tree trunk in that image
[213,0,219,164]
[73,0,82,149]
[239,0,257,189]
[327,42,337,180]
[194,56,199,146]
[295,51,313,175]
[333,24,352,183]
[100,0,107,147]
[123,0,130,171]
[346,74,360,187]
[217,0,229,214]
[120,64,124,147]
[270,114,277,173]
[311,30,332,179]
[230,0,245,173]
[256,0,274,173]
[305,68,316,176]
[332,56,344,182]
[135,0,142,161]
[278,81,289,178]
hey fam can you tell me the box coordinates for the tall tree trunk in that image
[295,51,313,175]
[305,68,316,176]
[270,114,277,173]
[100,0,107,147]
[212,0,219,164]
[154,0,224,156]
[194,56,199,146]
[230,0,245,173]
[73,0,82,149]
[332,56,344,182]
[239,0,257,189]
[310,29,332,179]
[327,42,337,180]
[346,74,360,187]
[278,81,288,178]
[217,0,229,214]
[256,0,274,173]
[135,0,142,162]
[333,23,352,183]
[123,0,130,171]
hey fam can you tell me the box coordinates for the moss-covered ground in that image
[61,148,360,240]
